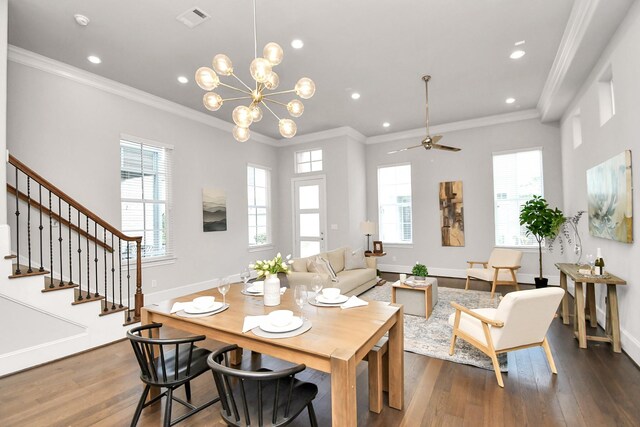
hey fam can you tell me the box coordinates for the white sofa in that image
[287,247,378,296]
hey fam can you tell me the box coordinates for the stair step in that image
[71,290,105,305]
[9,264,49,279]
[123,310,140,326]
[99,301,129,317]
[4,254,17,260]
[41,277,79,293]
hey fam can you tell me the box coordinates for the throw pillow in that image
[306,256,339,281]
[344,248,367,270]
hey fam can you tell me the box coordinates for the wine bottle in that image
[599,256,605,275]
[595,248,604,275]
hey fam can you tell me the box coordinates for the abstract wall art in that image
[202,188,227,232]
[439,181,465,247]
[586,150,633,243]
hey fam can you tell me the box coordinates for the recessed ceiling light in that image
[514,40,525,46]
[291,39,304,49]
[177,76,189,84]
[74,14,90,26]
[383,122,390,128]
[505,97,516,104]
[510,50,526,59]
[87,55,101,64]
[351,92,361,100]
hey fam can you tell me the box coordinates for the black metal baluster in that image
[58,198,63,286]
[14,168,21,275]
[47,190,54,288]
[103,228,107,312]
[26,177,32,273]
[94,222,99,297]
[77,211,83,300]
[38,184,44,272]
[111,233,116,310]
[86,216,91,299]
[119,240,123,308]
[68,205,73,285]
[127,242,131,321]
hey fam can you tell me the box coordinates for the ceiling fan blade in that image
[431,143,461,152]
[387,143,425,154]
[431,135,443,144]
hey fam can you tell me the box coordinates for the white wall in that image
[0,0,7,226]
[365,118,564,283]
[560,0,640,363]
[7,60,281,295]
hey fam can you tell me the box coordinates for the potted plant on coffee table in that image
[519,195,564,288]
[411,262,428,280]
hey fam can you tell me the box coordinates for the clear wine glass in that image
[218,277,231,306]
[311,274,323,302]
[294,285,307,322]
[585,254,595,273]
[240,267,251,292]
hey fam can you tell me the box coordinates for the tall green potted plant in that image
[519,195,564,288]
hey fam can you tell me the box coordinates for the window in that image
[248,165,271,246]
[493,149,543,247]
[120,138,172,260]
[598,66,615,126]
[377,164,412,243]
[295,149,322,173]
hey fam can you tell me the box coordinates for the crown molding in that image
[366,109,540,145]
[281,126,367,145]
[7,45,280,146]
[537,0,600,122]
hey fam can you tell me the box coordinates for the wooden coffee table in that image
[391,279,434,318]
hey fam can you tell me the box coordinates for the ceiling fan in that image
[388,75,461,154]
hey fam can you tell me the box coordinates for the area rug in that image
[360,283,507,372]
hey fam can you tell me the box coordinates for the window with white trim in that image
[493,148,543,247]
[295,149,322,173]
[248,165,271,246]
[120,138,172,259]
[377,164,412,244]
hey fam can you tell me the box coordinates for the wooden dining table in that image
[141,284,404,426]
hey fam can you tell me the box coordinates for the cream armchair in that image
[465,248,522,297]
[448,287,564,387]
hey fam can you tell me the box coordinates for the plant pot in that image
[534,277,548,289]
[263,275,281,306]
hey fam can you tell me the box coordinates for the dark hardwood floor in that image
[2,277,639,426]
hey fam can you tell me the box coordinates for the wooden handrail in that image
[8,154,141,243]
[7,184,114,253]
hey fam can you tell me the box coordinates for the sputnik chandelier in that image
[195,0,315,142]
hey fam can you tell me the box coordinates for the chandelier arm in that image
[219,82,253,95]
[261,101,281,120]
[230,73,254,92]
[221,96,253,102]
[262,97,288,107]
[253,0,258,59]
[262,89,296,96]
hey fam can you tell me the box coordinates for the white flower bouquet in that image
[250,252,293,278]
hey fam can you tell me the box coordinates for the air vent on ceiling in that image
[176,7,211,28]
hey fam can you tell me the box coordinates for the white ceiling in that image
[5,0,632,139]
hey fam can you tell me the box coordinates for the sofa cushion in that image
[344,248,367,270]
[307,256,338,281]
[336,268,376,293]
[326,248,345,273]
[291,257,308,273]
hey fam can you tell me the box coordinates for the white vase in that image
[263,274,281,306]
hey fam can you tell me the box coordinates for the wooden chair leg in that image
[465,275,471,290]
[482,322,503,388]
[184,381,191,401]
[450,310,461,356]
[541,337,557,374]
[449,333,458,356]
[131,385,150,427]
[308,402,318,427]
[490,352,504,388]
[163,388,173,427]
[490,280,497,298]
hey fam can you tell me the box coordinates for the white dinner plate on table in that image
[259,316,304,333]
[246,281,264,294]
[316,294,348,304]
[183,301,224,314]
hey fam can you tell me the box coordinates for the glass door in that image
[293,177,326,258]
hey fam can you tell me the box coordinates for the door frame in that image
[291,175,328,257]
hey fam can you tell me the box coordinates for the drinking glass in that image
[585,254,595,273]
[218,277,231,305]
[294,285,307,322]
[240,267,251,292]
[311,274,323,302]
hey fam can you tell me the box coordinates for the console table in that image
[555,263,626,352]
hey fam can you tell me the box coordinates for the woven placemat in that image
[251,319,312,339]
[175,304,229,318]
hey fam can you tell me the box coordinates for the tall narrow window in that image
[120,138,172,259]
[248,165,271,246]
[598,66,615,126]
[295,149,322,173]
[378,164,412,244]
[493,149,543,247]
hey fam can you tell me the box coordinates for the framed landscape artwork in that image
[586,150,633,243]
[439,181,465,246]
[202,188,227,232]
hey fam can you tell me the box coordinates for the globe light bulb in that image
[233,126,250,142]
[195,67,220,91]
[250,104,263,122]
[279,119,297,138]
[295,77,316,99]
[232,105,253,128]
[212,54,233,76]
[264,72,279,90]
[287,99,304,117]
[203,92,223,111]
[250,58,272,83]
[263,42,284,66]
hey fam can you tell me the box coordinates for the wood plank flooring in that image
[2,279,640,426]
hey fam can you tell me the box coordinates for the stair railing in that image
[7,154,144,323]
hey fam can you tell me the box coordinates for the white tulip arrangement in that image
[250,253,294,278]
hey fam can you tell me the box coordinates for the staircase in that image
[0,154,144,376]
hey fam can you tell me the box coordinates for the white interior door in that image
[293,177,326,258]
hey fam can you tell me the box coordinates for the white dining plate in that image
[259,316,304,333]
[183,301,224,314]
[316,294,348,304]
[246,281,264,293]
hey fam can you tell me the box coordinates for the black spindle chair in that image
[127,323,220,426]
[207,344,318,427]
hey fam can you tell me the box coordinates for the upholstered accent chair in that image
[465,248,523,297]
[448,287,564,387]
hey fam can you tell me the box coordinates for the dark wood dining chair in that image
[127,323,220,426]
[207,344,318,427]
